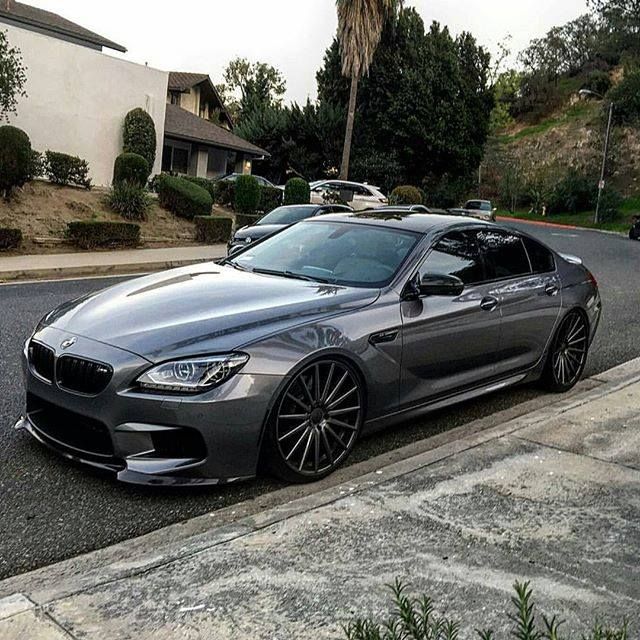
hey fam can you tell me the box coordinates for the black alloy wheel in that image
[265,360,363,482]
[542,311,589,392]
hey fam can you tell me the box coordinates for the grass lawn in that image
[497,197,640,234]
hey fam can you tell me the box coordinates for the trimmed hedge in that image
[45,151,91,189]
[236,213,262,229]
[284,178,310,205]
[123,108,156,169]
[0,228,22,250]
[390,185,423,205]
[234,175,261,214]
[113,152,150,187]
[107,181,151,221]
[0,125,32,197]
[183,175,217,200]
[194,216,233,243]
[260,186,283,213]
[158,175,213,219]
[67,221,140,249]
[213,180,235,207]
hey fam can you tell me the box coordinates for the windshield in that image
[466,201,491,212]
[229,221,420,288]
[258,206,317,226]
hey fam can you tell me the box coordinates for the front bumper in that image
[17,327,282,486]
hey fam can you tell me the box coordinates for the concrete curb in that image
[2,356,640,607]
[497,215,628,237]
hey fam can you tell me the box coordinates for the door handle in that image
[480,296,499,312]
[545,283,559,297]
[369,329,399,345]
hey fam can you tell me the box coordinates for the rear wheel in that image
[541,311,589,392]
[264,359,364,483]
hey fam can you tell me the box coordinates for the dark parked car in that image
[630,215,640,240]
[17,211,601,485]
[228,204,353,255]
[369,204,450,215]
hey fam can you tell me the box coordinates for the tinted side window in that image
[522,237,555,274]
[479,230,531,280]
[420,231,485,285]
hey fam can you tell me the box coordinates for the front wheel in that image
[264,359,364,483]
[540,311,589,393]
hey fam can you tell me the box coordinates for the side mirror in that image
[418,274,465,297]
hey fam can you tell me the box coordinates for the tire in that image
[630,228,640,241]
[263,359,364,483]
[540,310,589,393]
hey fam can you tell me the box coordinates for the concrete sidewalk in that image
[1,360,639,639]
[0,245,227,282]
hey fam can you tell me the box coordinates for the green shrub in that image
[236,213,262,229]
[0,228,22,250]
[598,187,624,222]
[234,175,261,214]
[0,125,32,198]
[194,216,233,243]
[422,173,472,208]
[582,70,612,97]
[113,152,150,187]
[344,579,629,640]
[284,177,310,205]
[44,151,91,189]
[158,175,212,219]
[149,173,169,193]
[123,108,156,169]
[67,221,140,249]
[183,175,217,200]
[548,169,597,214]
[390,185,423,205]
[213,180,235,207]
[260,186,283,213]
[607,70,640,126]
[107,181,151,221]
[28,150,44,180]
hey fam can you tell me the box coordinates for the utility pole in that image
[595,101,614,225]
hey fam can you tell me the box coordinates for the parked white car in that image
[309,180,388,211]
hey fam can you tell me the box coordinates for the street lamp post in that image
[579,89,614,225]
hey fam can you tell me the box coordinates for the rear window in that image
[478,230,531,280]
[523,237,556,274]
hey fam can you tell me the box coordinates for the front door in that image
[399,230,502,409]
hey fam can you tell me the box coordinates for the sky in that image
[24,0,589,103]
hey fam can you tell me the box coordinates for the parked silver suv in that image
[450,200,497,222]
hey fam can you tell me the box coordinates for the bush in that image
[194,216,233,243]
[234,175,261,214]
[0,228,22,250]
[548,169,597,214]
[607,69,640,126]
[44,151,91,189]
[422,173,472,208]
[113,152,150,187]
[582,70,612,97]
[236,213,262,229]
[158,175,212,219]
[149,173,169,194]
[0,125,32,198]
[123,108,156,169]
[28,150,44,180]
[598,187,624,222]
[107,181,151,221]
[390,185,423,205]
[344,579,629,640]
[213,180,235,207]
[260,186,283,213]
[284,177,310,205]
[67,221,140,249]
[183,175,217,200]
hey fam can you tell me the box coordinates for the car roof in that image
[305,210,495,234]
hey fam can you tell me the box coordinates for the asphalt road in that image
[1,221,638,580]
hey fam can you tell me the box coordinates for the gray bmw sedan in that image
[16,212,601,485]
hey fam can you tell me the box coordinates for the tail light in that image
[586,269,598,288]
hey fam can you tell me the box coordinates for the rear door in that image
[478,229,562,376]
[399,230,502,407]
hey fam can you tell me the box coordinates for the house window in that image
[170,91,181,106]
[161,142,191,175]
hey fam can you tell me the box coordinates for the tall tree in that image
[335,0,396,179]
[0,30,27,122]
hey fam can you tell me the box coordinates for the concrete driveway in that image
[1,359,638,639]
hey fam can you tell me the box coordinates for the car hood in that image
[233,224,284,241]
[43,263,379,362]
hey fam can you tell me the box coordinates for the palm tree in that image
[336,0,396,179]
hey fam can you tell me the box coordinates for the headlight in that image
[136,354,249,394]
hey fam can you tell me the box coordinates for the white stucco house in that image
[0,0,267,186]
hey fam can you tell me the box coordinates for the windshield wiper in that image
[221,260,252,272]
[251,267,332,284]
